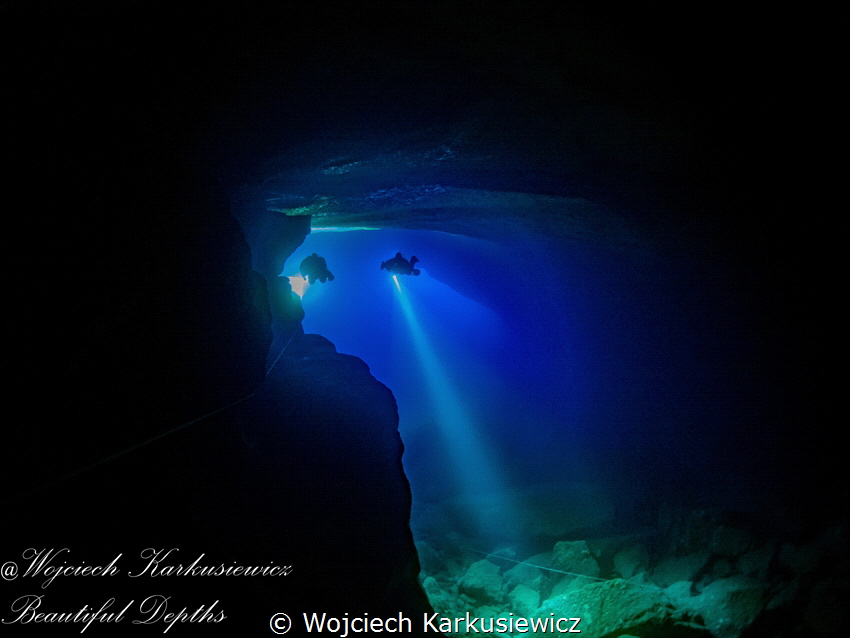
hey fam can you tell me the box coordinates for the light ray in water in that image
[391,274,519,539]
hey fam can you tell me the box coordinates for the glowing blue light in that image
[391,275,519,539]
[310,226,380,233]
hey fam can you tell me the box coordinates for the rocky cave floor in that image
[413,506,846,637]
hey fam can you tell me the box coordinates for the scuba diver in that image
[381,252,420,276]
[299,253,335,284]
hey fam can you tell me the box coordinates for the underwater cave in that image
[5,3,842,637]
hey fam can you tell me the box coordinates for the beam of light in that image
[288,275,310,299]
[391,274,519,541]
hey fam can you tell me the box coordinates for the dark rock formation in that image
[458,559,505,605]
[5,180,430,633]
[5,3,433,628]
[240,332,431,616]
[6,181,273,497]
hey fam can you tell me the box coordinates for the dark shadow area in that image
[4,2,840,636]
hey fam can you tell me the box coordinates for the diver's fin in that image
[380,261,386,270]
[411,256,419,265]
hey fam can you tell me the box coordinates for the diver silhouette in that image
[299,253,335,284]
[381,252,420,276]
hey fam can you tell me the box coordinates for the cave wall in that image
[231,194,433,619]
[231,194,311,361]
[6,182,272,493]
[6,12,431,619]
[6,176,431,632]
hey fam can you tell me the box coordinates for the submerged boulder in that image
[737,540,775,578]
[459,559,505,604]
[709,525,754,557]
[552,539,601,578]
[677,575,766,638]
[422,576,456,615]
[536,578,709,637]
[652,552,711,588]
[548,574,598,600]
[505,553,550,589]
[509,583,541,616]
[614,543,651,579]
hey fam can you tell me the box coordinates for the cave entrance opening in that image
[282,227,533,554]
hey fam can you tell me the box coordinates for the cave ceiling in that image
[238,112,656,248]
[210,8,706,253]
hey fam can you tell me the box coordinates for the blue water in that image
[281,226,783,548]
